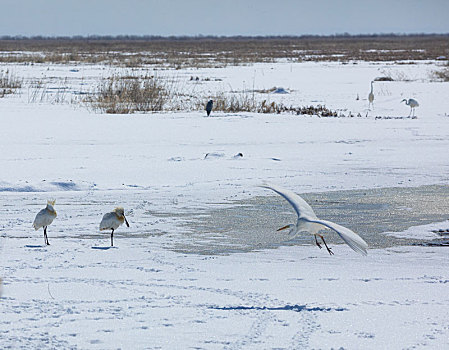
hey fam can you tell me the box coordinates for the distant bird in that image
[33,200,57,245]
[99,207,129,246]
[368,81,374,109]
[206,100,213,116]
[401,98,419,116]
[260,183,368,255]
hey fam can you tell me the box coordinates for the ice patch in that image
[383,220,449,239]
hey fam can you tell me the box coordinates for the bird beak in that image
[124,216,130,227]
[277,225,290,232]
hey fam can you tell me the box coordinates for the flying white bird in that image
[368,81,374,109]
[401,98,419,116]
[99,207,129,246]
[33,200,57,245]
[260,183,368,255]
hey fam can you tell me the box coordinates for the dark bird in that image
[206,100,213,116]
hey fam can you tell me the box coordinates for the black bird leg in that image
[44,226,50,245]
[111,229,114,247]
[320,235,334,255]
[314,235,322,249]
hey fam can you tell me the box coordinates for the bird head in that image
[277,224,297,236]
[46,199,56,214]
[114,207,125,217]
[400,99,407,103]
[114,207,129,227]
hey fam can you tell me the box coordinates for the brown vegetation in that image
[200,91,346,117]
[0,35,447,68]
[83,74,172,113]
[0,69,22,97]
[432,63,449,81]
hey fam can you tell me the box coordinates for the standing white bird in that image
[401,98,419,116]
[99,207,130,246]
[260,183,368,255]
[368,81,374,109]
[33,200,57,245]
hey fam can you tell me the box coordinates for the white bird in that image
[368,81,374,109]
[33,200,57,245]
[99,207,129,246]
[401,98,419,116]
[260,183,368,255]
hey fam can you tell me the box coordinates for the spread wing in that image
[304,218,368,255]
[260,182,317,219]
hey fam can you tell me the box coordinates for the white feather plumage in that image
[99,207,129,246]
[261,182,368,255]
[33,202,57,230]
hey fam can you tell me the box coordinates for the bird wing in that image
[100,212,116,230]
[33,209,45,230]
[260,182,317,219]
[33,208,53,230]
[303,218,368,256]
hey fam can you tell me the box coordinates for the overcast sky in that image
[1,0,448,37]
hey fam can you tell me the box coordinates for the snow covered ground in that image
[1,60,449,349]
[2,240,449,349]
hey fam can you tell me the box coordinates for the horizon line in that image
[1,33,449,41]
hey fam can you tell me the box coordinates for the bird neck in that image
[115,212,125,222]
[370,82,373,93]
[46,205,56,215]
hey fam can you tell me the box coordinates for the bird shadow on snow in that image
[208,304,347,312]
[91,246,117,250]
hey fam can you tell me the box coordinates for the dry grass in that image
[0,69,22,97]
[257,101,341,117]
[204,91,257,113]
[0,35,448,68]
[84,74,172,113]
[199,90,345,117]
[27,78,72,104]
[432,63,449,81]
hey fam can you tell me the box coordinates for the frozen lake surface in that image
[176,184,449,254]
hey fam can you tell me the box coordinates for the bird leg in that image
[111,229,114,247]
[319,235,334,255]
[314,235,322,249]
[44,226,50,245]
